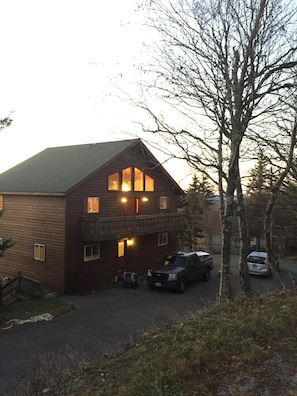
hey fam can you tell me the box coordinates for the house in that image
[0,139,184,293]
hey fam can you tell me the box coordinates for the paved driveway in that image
[1,255,296,395]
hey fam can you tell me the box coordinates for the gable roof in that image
[0,138,184,195]
[0,139,140,194]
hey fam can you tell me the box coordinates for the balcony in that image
[81,213,184,242]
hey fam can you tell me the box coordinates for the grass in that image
[22,288,297,396]
[0,297,74,329]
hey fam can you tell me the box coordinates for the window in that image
[134,168,144,191]
[160,196,168,210]
[0,195,3,211]
[108,172,120,190]
[84,244,100,261]
[34,244,46,261]
[118,241,125,257]
[145,175,154,191]
[88,197,99,213]
[158,232,168,246]
[122,167,132,191]
[107,168,155,192]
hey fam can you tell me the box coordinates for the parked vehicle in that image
[147,251,213,293]
[247,251,279,277]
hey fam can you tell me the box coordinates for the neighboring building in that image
[0,139,184,293]
[198,196,239,254]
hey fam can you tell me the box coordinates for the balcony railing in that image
[81,213,184,242]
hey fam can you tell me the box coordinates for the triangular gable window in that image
[108,168,154,191]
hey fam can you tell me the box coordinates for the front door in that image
[125,198,139,216]
[117,240,127,272]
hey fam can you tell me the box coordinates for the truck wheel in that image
[202,270,210,282]
[178,278,186,293]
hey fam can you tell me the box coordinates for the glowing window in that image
[0,195,3,211]
[160,196,168,209]
[88,197,99,213]
[84,244,100,261]
[145,175,154,191]
[134,168,144,191]
[108,172,120,190]
[118,241,125,257]
[34,244,46,261]
[158,232,168,246]
[122,167,132,191]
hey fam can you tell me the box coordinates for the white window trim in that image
[158,232,168,246]
[160,196,168,210]
[34,243,46,261]
[88,197,99,213]
[84,244,100,262]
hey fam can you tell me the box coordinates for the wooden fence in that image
[0,272,44,306]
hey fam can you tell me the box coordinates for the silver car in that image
[247,251,275,277]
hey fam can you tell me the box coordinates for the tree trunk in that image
[264,119,296,289]
[219,145,240,300]
[236,180,253,296]
[264,194,286,289]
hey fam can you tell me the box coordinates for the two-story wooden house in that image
[0,139,184,293]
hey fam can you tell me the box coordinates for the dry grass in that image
[21,288,297,396]
[0,298,74,329]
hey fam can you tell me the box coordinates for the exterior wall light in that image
[127,239,134,247]
[142,197,149,202]
[121,197,128,203]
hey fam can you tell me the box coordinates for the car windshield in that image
[164,256,187,267]
[248,255,266,264]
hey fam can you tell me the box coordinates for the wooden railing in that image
[81,213,185,242]
[0,272,44,306]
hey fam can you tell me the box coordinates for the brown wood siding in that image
[64,231,178,293]
[63,147,182,292]
[0,195,66,292]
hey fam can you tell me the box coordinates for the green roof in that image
[0,139,139,194]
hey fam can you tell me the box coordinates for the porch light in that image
[121,197,128,203]
[127,239,134,246]
[142,197,149,202]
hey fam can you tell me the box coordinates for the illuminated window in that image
[158,232,168,246]
[118,241,125,257]
[84,244,100,261]
[108,172,120,190]
[0,195,3,211]
[34,244,46,261]
[135,198,140,214]
[134,168,144,191]
[160,196,168,209]
[88,197,99,213]
[145,175,154,191]
[122,167,132,191]
[108,168,155,192]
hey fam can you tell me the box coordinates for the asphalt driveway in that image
[1,255,296,395]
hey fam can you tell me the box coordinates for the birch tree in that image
[136,0,297,299]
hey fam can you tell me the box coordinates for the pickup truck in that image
[146,251,213,293]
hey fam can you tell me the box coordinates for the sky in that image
[0,0,193,189]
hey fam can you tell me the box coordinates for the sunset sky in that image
[0,0,193,189]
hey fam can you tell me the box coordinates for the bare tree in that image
[264,116,297,288]
[135,0,297,299]
[0,117,12,131]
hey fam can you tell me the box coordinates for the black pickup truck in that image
[146,251,213,293]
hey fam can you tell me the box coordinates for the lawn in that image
[17,288,297,396]
[0,298,74,329]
